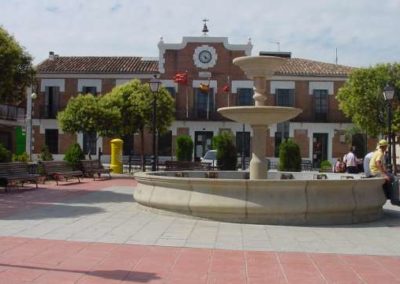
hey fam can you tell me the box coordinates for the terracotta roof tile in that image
[36,56,158,74]
[276,58,353,77]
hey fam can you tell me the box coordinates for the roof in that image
[36,56,159,74]
[36,55,353,77]
[276,58,353,77]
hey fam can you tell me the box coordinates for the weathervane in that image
[202,19,209,36]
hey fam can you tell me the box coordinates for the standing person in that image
[344,146,358,173]
[363,151,374,177]
[369,139,394,198]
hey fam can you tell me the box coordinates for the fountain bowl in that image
[218,106,302,125]
[233,56,287,79]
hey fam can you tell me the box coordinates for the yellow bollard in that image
[110,138,123,174]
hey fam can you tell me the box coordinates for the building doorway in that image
[194,131,213,160]
[312,133,328,168]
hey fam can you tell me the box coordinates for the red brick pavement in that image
[0,236,400,283]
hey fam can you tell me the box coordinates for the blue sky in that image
[1,0,399,67]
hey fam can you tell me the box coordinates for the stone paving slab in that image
[1,177,400,283]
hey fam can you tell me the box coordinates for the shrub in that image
[0,143,12,162]
[39,145,53,161]
[64,143,85,170]
[320,160,332,172]
[278,139,301,172]
[213,132,237,170]
[176,135,193,161]
[12,152,29,162]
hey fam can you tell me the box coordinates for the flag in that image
[199,83,209,93]
[173,72,187,85]
[222,84,230,93]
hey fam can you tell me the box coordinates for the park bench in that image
[165,161,211,171]
[0,162,40,192]
[81,159,112,180]
[40,161,82,185]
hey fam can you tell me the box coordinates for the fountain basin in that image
[218,106,302,125]
[233,56,288,79]
[134,171,386,225]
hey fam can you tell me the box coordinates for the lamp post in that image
[26,87,37,161]
[383,84,395,172]
[149,78,161,171]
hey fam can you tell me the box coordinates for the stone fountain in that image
[133,56,387,225]
[218,56,302,179]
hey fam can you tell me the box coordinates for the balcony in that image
[0,104,25,121]
[175,108,228,121]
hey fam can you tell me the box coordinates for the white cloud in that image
[1,0,399,67]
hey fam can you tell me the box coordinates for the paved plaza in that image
[1,177,400,283]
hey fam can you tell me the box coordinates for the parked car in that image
[201,150,217,168]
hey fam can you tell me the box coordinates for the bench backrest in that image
[40,161,74,175]
[165,161,210,171]
[81,160,103,170]
[0,162,30,178]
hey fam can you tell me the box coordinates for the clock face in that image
[193,45,217,69]
[199,50,212,64]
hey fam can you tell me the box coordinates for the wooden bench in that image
[81,160,112,180]
[40,161,82,185]
[165,161,211,171]
[0,162,40,192]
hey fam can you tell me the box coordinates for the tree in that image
[278,139,301,172]
[57,93,120,156]
[101,80,175,170]
[176,135,193,161]
[337,63,400,137]
[0,27,35,103]
[212,132,237,170]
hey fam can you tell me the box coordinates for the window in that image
[236,131,250,157]
[158,131,172,156]
[83,132,97,155]
[237,88,254,106]
[44,86,60,118]
[45,129,58,154]
[314,89,328,121]
[165,87,176,99]
[82,86,97,95]
[274,122,289,157]
[194,88,214,119]
[276,89,294,106]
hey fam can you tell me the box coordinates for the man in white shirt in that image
[344,147,358,173]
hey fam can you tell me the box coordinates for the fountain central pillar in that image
[250,125,268,179]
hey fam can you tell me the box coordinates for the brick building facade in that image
[35,35,368,167]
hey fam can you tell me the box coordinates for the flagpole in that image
[186,86,189,119]
[227,76,230,107]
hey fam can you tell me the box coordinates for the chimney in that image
[49,51,55,60]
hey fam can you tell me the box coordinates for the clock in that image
[193,45,217,69]
[199,50,212,64]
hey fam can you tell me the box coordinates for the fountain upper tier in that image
[233,55,287,79]
[218,106,302,125]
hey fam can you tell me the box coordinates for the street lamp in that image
[383,84,395,172]
[26,88,37,161]
[149,78,161,171]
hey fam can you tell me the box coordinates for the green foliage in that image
[0,26,35,103]
[0,143,12,162]
[320,160,332,171]
[337,63,400,136]
[63,143,85,170]
[176,135,193,161]
[58,93,120,138]
[278,139,301,172]
[39,145,53,161]
[12,152,28,162]
[213,132,237,170]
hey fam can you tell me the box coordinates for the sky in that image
[1,0,400,67]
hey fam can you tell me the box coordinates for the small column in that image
[253,76,267,106]
[249,125,268,179]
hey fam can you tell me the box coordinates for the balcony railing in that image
[0,104,25,121]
